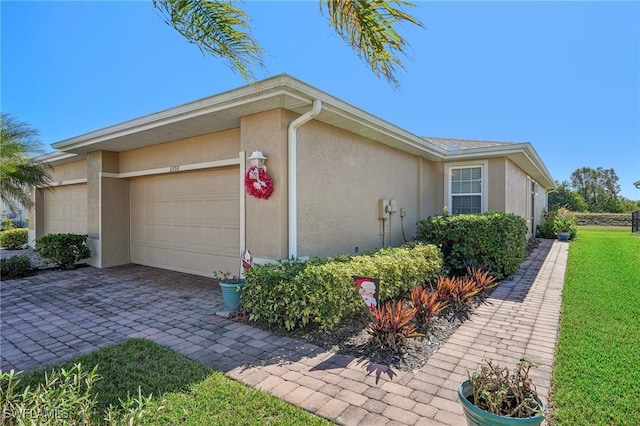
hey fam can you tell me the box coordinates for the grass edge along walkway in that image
[551,227,640,425]
[2,338,331,425]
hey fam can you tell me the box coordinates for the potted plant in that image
[554,207,576,242]
[214,270,245,313]
[458,359,545,426]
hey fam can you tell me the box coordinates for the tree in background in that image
[152,0,422,87]
[549,181,587,212]
[570,166,623,212]
[0,113,52,211]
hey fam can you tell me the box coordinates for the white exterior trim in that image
[45,178,88,187]
[98,158,240,179]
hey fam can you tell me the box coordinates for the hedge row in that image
[574,213,632,227]
[242,244,443,331]
[415,212,527,279]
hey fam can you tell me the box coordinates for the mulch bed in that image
[248,305,479,373]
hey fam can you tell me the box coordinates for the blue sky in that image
[2,1,639,199]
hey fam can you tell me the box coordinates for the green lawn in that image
[5,339,330,425]
[551,227,640,425]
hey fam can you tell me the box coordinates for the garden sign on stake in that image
[353,276,380,311]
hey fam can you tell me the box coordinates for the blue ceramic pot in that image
[219,279,245,312]
[458,380,545,426]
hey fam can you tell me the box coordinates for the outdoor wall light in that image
[248,151,267,168]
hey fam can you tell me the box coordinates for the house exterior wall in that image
[47,160,87,182]
[296,120,423,258]
[240,109,291,261]
[421,159,444,218]
[487,157,507,212]
[118,129,240,173]
[505,158,528,219]
[28,159,88,246]
[504,158,548,237]
[533,180,548,235]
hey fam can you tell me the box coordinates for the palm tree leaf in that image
[1,113,52,211]
[152,0,265,80]
[320,0,423,87]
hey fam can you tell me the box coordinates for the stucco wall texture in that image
[36,107,546,271]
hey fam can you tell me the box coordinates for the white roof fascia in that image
[32,151,85,166]
[51,74,448,161]
[444,142,555,189]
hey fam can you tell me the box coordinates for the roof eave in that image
[444,143,555,189]
[51,74,447,161]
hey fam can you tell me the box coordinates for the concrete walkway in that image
[0,239,567,425]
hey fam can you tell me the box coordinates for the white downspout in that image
[288,99,322,258]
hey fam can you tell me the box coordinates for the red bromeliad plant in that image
[410,285,447,329]
[436,276,479,311]
[368,301,423,352]
[466,265,499,294]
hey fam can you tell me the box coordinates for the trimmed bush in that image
[0,228,28,249]
[1,217,16,231]
[537,210,557,239]
[36,233,91,270]
[416,212,528,279]
[242,244,443,331]
[0,255,34,280]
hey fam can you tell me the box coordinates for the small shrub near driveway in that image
[35,233,91,270]
[0,255,34,280]
[0,228,28,249]
[416,212,528,279]
[243,243,443,331]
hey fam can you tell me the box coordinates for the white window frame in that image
[445,161,488,214]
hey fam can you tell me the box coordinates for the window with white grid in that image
[450,166,483,214]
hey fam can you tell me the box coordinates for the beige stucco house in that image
[30,74,554,278]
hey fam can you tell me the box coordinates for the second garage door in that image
[43,184,88,235]
[130,167,240,277]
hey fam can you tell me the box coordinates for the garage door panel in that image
[130,168,240,277]
[44,184,88,235]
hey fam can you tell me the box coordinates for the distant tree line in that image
[549,167,640,213]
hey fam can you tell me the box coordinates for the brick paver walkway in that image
[0,239,567,425]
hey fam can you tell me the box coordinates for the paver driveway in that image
[1,264,252,372]
[1,239,567,425]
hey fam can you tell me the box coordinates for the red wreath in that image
[245,166,274,199]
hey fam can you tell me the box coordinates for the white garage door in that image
[130,167,240,277]
[43,184,88,235]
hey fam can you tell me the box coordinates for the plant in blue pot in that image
[214,270,245,314]
[458,359,545,426]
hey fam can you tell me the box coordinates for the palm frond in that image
[152,0,265,80]
[321,0,423,87]
[0,113,52,211]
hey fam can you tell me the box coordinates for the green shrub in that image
[1,217,16,231]
[416,212,528,279]
[0,228,28,250]
[1,364,160,426]
[537,210,557,239]
[0,255,34,280]
[35,233,91,270]
[1,364,99,425]
[242,244,443,331]
[537,208,578,240]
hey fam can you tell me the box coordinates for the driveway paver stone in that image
[1,239,566,425]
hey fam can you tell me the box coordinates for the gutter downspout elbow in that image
[288,99,322,258]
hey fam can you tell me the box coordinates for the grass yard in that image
[4,338,330,425]
[551,227,640,425]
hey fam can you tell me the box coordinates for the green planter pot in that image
[219,279,245,312]
[458,380,545,426]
